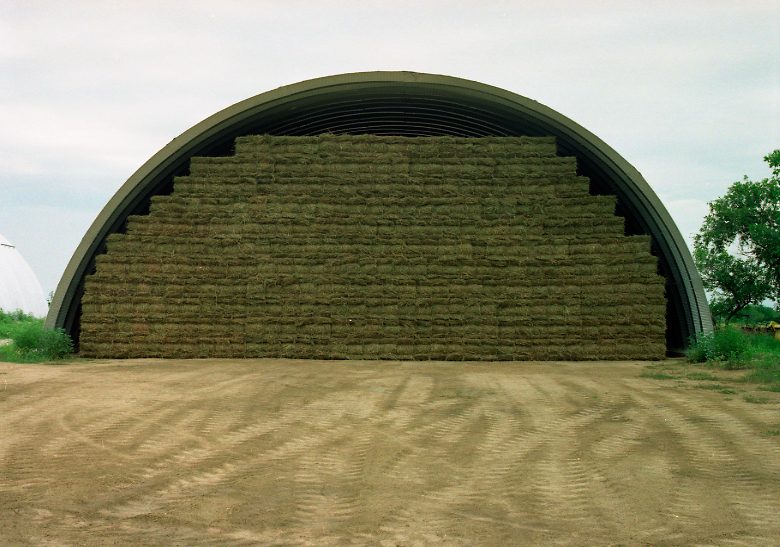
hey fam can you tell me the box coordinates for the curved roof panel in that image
[46,71,712,348]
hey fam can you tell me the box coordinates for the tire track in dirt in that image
[104,421,357,520]
[125,397,320,485]
[629,385,780,543]
[661,388,780,476]
[371,375,561,539]
[374,374,617,542]
[602,385,748,543]
[98,384,388,526]
[550,376,681,541]
[291,431,375,539]
[2,360,780,545]
[46,400,175,458]
[661,399,780,538]
[580,400,673,541]
[515,410,612,538]
[358,373,489,542]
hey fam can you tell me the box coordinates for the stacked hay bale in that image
[80,135,666,360]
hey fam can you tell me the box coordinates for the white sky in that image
[1,0,778,296]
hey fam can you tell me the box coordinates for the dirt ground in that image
[1,358,779,546]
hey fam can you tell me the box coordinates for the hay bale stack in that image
[80,135,666,360]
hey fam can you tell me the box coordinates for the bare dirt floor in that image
[1,358,780,546]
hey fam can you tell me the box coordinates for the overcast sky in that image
[1,0,778,298]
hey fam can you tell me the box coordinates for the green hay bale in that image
[80,134,666,360]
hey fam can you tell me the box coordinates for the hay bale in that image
[80,134,666,360]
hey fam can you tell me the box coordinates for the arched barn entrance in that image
[47,72,712,359]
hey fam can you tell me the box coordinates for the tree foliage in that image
[735,304,780,325]
[693,150,780,323]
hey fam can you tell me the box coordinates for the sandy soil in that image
[1,358,779,546]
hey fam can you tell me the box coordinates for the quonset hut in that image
[1,233,48,317]
[47,72,712,360]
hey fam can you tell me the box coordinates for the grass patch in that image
[741,363,780,385]
[688,328,780,391]
[686,371,719,381]
[695,383,737,394]
[749,333,780,353]
[0,309,37,339]
[686,326,752,366]
[738,350,780,388]
[743,394,772,404]
[0,309,73,363]
[640,371,677,380]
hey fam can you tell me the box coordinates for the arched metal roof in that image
[46,71,712,350]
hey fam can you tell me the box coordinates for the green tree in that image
[693,150,780,323]
[737,304,780,324]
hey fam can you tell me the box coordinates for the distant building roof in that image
[0,233,48,317]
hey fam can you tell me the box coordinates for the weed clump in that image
[686,326,780,393]
[0,309,73,362]
[12,322,73,359]
[687,327,752,367]
[639,371,677,380]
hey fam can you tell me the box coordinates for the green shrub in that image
[12,322,73,360]
[735,304,780,325]
[687,327,752,367]
[686,336,710,363]
[713,328,753,368]
[684,326,780,394]
[0,309,35,322]
[12,321,43,352]
[0,309,73,362]
[0,309,38,338]
[41,329,74,359]
[750,333,780,354]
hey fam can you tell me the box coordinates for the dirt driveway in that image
[1,358,779,545]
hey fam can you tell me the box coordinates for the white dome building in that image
[0,233,48,317]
